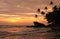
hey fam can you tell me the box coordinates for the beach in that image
[0,26,60,39]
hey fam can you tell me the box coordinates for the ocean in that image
[0,25,60,39]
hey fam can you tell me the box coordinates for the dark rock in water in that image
[33,21,46,27]
[27,21,46,28]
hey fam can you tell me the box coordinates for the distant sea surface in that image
[0,25,60,39]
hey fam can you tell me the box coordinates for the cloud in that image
[0,0,59,14]
[0,0,60,25]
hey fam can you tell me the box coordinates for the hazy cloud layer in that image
[0,0,60,25]
[0,0,60,14]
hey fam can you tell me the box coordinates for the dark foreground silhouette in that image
[27,1,60,29]
[33,21,45,27]
[27,21,46,28]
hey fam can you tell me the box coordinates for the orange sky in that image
[0,0,60,25]
[0,13,48,25]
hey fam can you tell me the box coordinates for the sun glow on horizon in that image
[5,18,22,23]
[8,19,19,23]
[0,13,48,25]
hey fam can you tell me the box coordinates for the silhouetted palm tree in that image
[58,6,60,10]
[46,5,60,26]
[37,8,40,13]
[41,11,45,15]
[53,5,57,11]
[35,14,38,18]
[35,14,38,21]
[49,1,54,11]
[45,6,48,12]
[50,1,53,5]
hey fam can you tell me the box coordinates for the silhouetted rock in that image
[32,1,60,28]
[33,21,45,27]
[27,21,46,28]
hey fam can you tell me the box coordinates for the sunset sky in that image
[0,0,60,25]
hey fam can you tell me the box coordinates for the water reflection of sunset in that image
[0,27,33,33]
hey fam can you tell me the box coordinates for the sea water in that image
[0,26,60,39]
